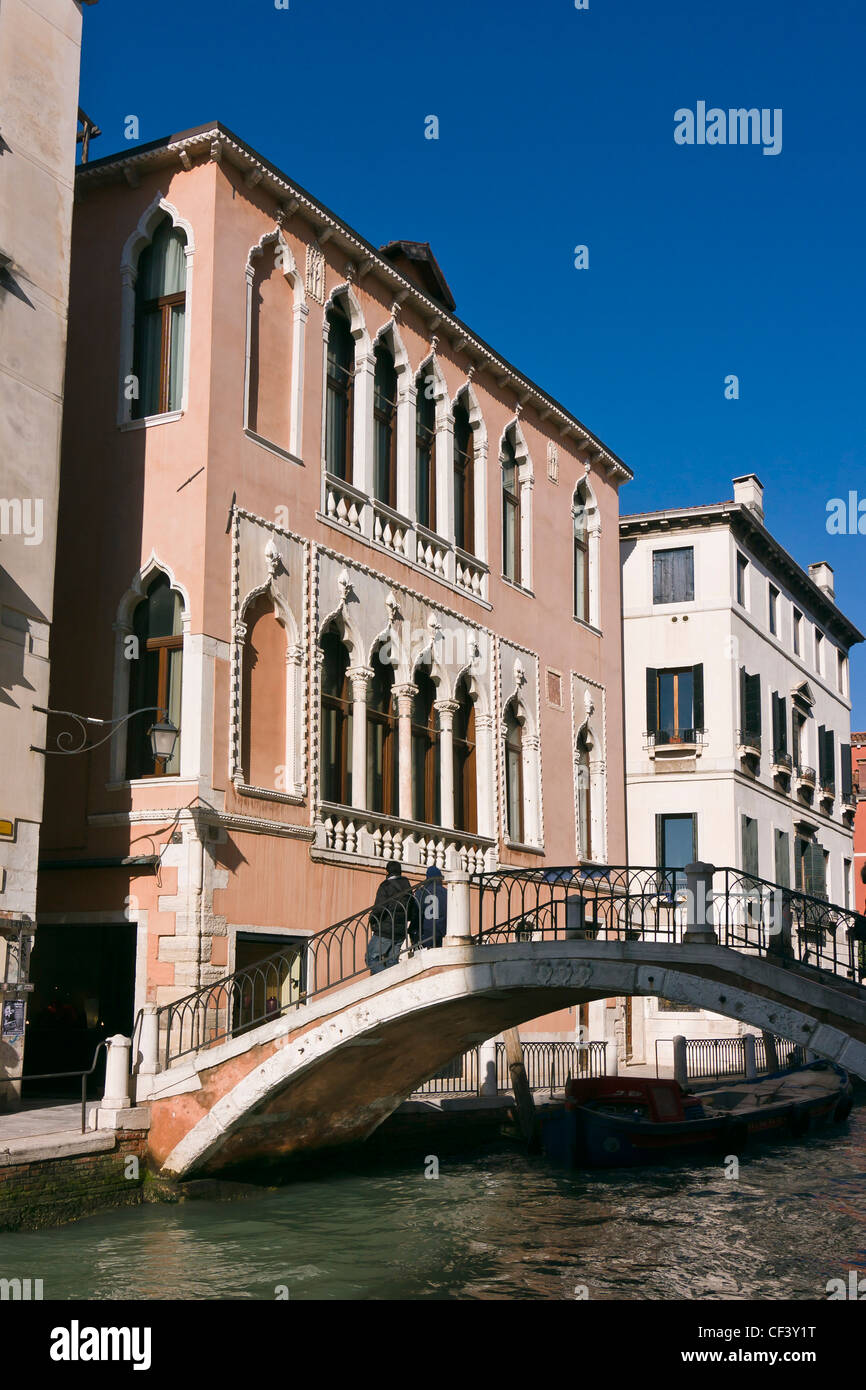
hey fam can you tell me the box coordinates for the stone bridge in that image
[137,864,866,1177]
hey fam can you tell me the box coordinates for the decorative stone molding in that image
[571,671,608,863]
[229,504,309,801]
[305,243,325,303]
[243,228,306,460]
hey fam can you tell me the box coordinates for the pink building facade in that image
[32,124,631,1076]
[853,735,866,916]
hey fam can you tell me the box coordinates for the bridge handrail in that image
[155,893,421,1068]
[470,863,866,990]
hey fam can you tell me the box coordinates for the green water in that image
[1,1107,864,1300]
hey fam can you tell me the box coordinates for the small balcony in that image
[771,748,793,779]
[646,728,703,757]
[736,728,761,762]
[819,777,836,807]
[795,764,817,795]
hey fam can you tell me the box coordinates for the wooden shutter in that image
[646,668,658,733]
[692,664,704,731]
[841,745,853,797]
[817,725,826,780]
[744,672,762,734]
[824,728,835,783]
[742,815,759,879]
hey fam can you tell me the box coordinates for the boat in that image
[540,1060,853,1168]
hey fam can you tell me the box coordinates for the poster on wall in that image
[1,999,26,1042]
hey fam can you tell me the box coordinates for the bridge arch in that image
[147,939,866,1178]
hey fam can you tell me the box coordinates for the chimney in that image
[809,562,835,603]
[732,474,764,523]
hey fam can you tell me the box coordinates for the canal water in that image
[1,1104,864,1301]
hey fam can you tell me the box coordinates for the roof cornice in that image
[619,503,864,648]
[76,123,632,483]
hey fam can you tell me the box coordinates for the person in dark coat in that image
[413,865,448,948]
[365,862,420,973]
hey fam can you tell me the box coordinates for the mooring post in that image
[503,1027,537,1146]
[673,1034,688,1085]
[478,1038,498,1096]
[743,1032,758,1080]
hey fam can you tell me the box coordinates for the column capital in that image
[393,683,418,717]
[434,698,461,722]
[347,666,374,699]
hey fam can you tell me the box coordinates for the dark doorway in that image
[24,923,137,1098]
[231,934,307,1037]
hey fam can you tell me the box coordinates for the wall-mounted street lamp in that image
[31,705,179,765]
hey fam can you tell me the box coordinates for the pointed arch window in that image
[126,574,183,778]
[133,217,187,419]
[325,301,355,481]
[502,436,521,584]
[367,649,398,815]
[453,400,475,555]
[576,731,592,860]
[373,342,398,508]
[453,678,477,833]
[504,701,524,842]
[415,373,436,531]
[320,629,352,804]
[573,487,590,624]
[412,668,440,825]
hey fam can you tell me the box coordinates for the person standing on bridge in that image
[414,865,447,949]
[366,862,420,973]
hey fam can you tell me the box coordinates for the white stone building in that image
[617,474,863,1069]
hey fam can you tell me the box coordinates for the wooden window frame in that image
[656,668,694,738]
[373,344,398,509]
[415,382,436,531]
[504,705,524,842]
[366,658,398,817]
[502,442,521,585]
[325,305,355,484]
[453,684,477,834]
[573,507,590,622]
[320,635,352,806]
[411,676,440,825]
[453,403,475,556]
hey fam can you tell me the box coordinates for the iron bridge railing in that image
[155,863,866,1070]
[472,864,866,985]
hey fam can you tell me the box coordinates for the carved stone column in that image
[474,711,497,840]
[347,666,373,810]
[393,683,418,822]
[434,699,460,830]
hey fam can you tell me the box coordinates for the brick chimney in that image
[732,474,764,523]
[808,561,835,602]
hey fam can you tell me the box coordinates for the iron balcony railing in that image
[648,727,703,748]
[736,728,762,754]
[772,749,793,771]
[471,864,866,985]
[796,764,817,784]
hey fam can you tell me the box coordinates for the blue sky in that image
[79,0,866,722]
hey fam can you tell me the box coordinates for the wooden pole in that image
[503,1027,537,1147]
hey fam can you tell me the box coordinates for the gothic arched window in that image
[573,485,591,624]
[133,217,187,418]
[412,668,440,825]
[320,629,352,804]
[126,574,183,778]
[367,648,398,815]
[453,399,475,555]
[373,342,398,508]
[453,677,477,834]
[415,373,436,531]
[504,700,524,842]
[325,301,355,481]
